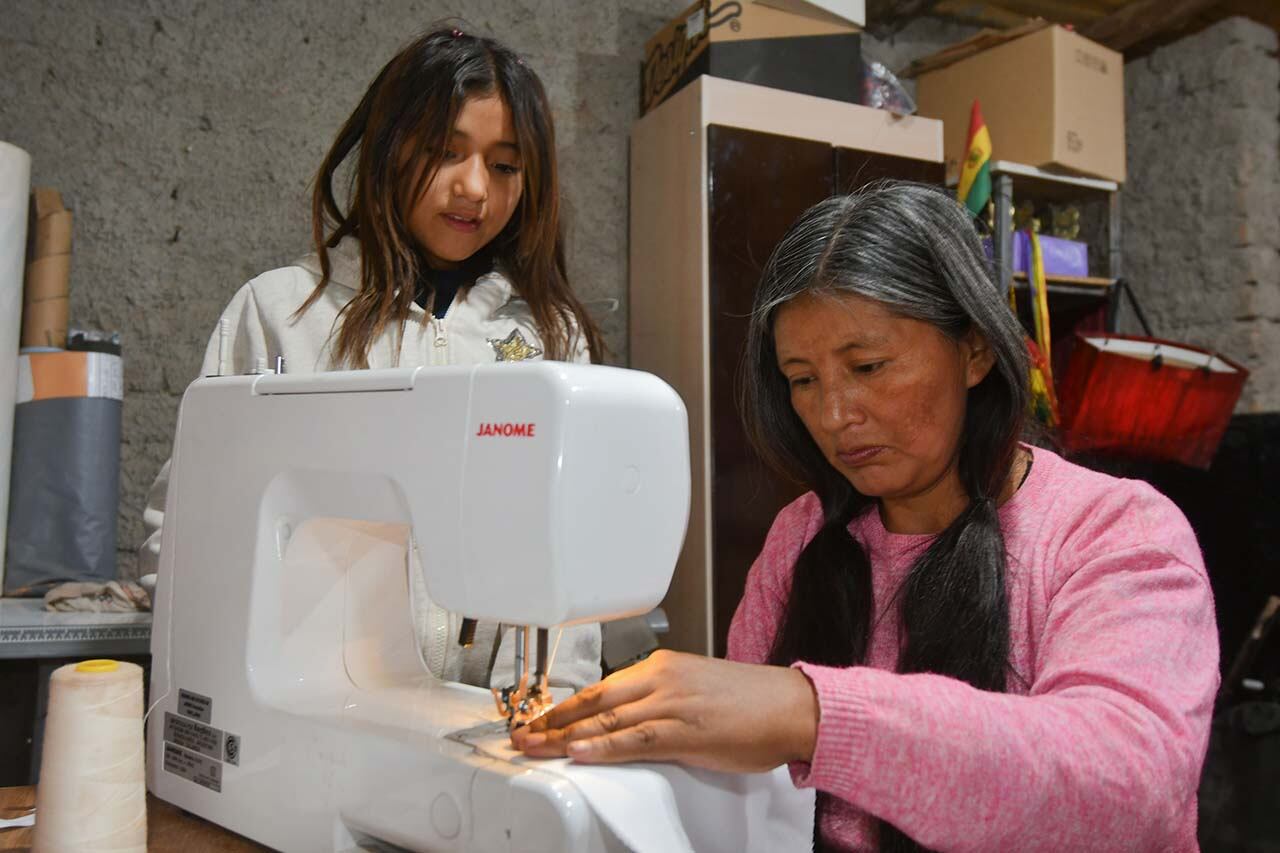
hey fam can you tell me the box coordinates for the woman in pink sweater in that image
[513,182,1218,851]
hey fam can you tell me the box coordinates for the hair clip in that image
[450,28,464,38]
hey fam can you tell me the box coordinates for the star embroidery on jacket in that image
[488,328,543,362]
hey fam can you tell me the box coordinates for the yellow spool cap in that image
[75,659,120,673]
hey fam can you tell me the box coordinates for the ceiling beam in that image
[1082,0,1228,50]
[995,0,1109,22]
[867,0,949,36]
[929,0,1032,28]
[1222,0,1280,30]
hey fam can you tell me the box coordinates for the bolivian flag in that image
[956,100,992,216]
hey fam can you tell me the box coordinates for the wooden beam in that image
[867,0,948,36]
[1000,0,1109,22]
[1222,0,1280,30]
[1082,0,1228,50]
[929,0,1033,28]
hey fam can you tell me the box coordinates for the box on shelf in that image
[641,0,863,116]
[1014,231,1089,277]
[912,24,1125,184]
[754,0,865,25]
[984,232,1090,278]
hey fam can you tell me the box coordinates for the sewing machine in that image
[145,363,810,852]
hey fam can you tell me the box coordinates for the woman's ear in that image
[962,327,998,389]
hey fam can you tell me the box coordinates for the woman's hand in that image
[510,649,819,773]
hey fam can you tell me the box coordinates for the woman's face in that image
[773,291,994,507]
[408,95,524,268]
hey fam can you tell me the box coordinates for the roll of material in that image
[23,188,72,349]
[0,141,32,593]
[22,293,71,350]
[4,350,123,596]
[34,660,147,853]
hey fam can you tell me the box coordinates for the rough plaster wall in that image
[0,2,969,576]
[0,0,689,577]
[1124,16,1280,413]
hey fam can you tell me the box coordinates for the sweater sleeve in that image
[791,538,1219,852]
[727,493,824,665]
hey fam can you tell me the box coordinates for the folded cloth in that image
[44,580,151,612]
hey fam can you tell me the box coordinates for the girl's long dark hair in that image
[743,182,1030,852]
[298,26,603,366]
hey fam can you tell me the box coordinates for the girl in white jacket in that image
[141,26,606,693]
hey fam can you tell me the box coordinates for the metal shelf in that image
[1012,271,1116,288]
[1011,279,1113,300]
[990,161,1118,200]
[990,161,1122,330]
[0,597,151,659]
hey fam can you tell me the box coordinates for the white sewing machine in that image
[145,363,812,852]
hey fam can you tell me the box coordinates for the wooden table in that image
[0,786,270,851]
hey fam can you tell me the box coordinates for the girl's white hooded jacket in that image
[139,237,600,692]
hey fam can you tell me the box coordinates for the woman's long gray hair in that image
[743,181,1029,853]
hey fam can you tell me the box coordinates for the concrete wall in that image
[0,2,977,576]
[1123,16,1280,413]
[1,0,687,576]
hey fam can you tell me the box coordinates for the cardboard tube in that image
[32,187,63,219]
[23,247,71,347]
[22,296,69,349]
[23,188,72,349]
[34,210,73,257]
[24,253,70,300]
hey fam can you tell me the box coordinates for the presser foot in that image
[492,682,552,730]
[494,625,554,729]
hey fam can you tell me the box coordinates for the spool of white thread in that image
[34,659,147,853]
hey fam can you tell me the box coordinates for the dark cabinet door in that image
[704,127,946,657]
[835,147,945,193]
[706,124,833,657]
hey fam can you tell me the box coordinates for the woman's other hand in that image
[510,649,818,773]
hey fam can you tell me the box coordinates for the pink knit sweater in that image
[727,446,1218,852]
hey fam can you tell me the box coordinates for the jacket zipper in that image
[432,315,450,366]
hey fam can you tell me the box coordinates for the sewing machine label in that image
[164,711,241,766]
[474,421,536,437]
[163,741,222,793]
[178,688,213,722]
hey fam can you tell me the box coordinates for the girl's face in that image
[773,291,994,515]
[408,95,524,268]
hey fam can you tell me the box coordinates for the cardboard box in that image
[641,0,862,116]
[915,25,1125,183]
[754,0,865,26]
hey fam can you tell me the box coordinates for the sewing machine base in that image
[148,678,626,852]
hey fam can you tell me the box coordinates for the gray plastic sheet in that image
[4,396,121,596]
